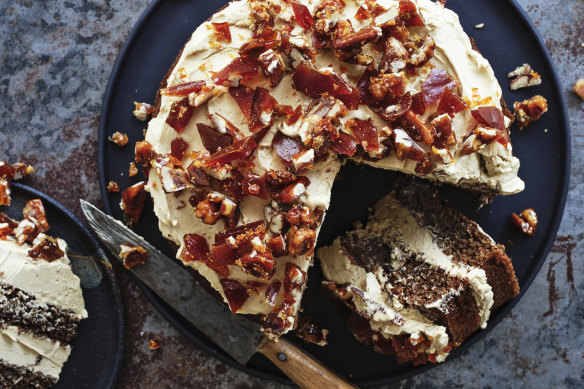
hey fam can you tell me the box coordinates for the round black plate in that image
[3,184,125,389]
[97,0,570,386]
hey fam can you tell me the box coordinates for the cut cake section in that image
[318,179,519,364]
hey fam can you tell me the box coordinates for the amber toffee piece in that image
[140,0,524,338]
[318,179,519,365]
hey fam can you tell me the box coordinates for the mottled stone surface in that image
[0,0,582,388]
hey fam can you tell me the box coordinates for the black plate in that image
[3,184,125,389]
[97,0,570,386]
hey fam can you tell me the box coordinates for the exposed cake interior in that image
[0,203,87,388]
[318,180,519,364]
[140,0,523,337]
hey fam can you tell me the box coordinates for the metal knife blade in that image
[80,200,264,365]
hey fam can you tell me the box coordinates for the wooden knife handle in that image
[256,337,358,389]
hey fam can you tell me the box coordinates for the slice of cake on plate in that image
[318,179,519,365]
[0,200,87,388]
[137,0,523,337]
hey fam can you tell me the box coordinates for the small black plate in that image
[97,0,570,386]
[3,183,125,389]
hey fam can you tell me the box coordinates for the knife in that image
[81,200,357,389]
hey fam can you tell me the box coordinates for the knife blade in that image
[80,200,263,365]
[81,200,357,389]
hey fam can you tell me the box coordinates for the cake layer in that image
[318,180,519,364]
[0,280,81,344]
[0,327,70,383]
[0,360,56,389]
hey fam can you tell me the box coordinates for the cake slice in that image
[0,200,87,388]
[318,180,519,364]
[138,0,523,338]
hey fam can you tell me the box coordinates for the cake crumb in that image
[148,339,161,350]
[109,131,129,147]
[474,23,485,29]
[295,317,329,346]
[106,181,120,193]
[133,102,153,122]
[573,79,584,100]
[129,162,138,177]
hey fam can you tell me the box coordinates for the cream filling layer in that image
[0,326,71,380]
[0,238,87,319]
[145,0,521,315]
[369,194,494,328]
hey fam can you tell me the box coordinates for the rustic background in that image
[1,0,582,387]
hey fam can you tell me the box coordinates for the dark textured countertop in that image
[1,0,582,388]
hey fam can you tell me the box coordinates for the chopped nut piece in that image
[509,208,538,237]
[119,244,149,269]
[258,49,286,87]
[380,37,408,74]
[107,181,120,193]
[409,35,435,66]
[573,79,584,100]
[392,128,425,161]
[152,155,191,193]
[507,63,542,90]
[129,162,138,177]
[109,131,129,147]
[507,63,532,78]
[0,161,34,181]
[287,225,316,256]
[133,102,154,122]
[290,149,315,174]
[148,339,161,350]
[22,199,50,233]
[514,95,548,130]
[195,199,221,225]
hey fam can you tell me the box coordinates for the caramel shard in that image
[573,79,584,100]
[0,179,10,206]
[148,339,161,350]
[509,208,538,237]
[107,181,120,193]
[507,63,542,90]
[513,95,548,130]
[28,235,65,262]
[133,102,154,122]
[119,243,149,269]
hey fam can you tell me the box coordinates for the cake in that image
[0,200,87,388]
[318,179,519,364]
[137,0,523,338]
